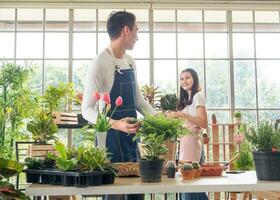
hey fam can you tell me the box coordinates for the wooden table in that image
[26,171,280,198]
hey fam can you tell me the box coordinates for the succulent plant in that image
[181,163,193,171]
[192,162,200,169]
[166,161,176,168]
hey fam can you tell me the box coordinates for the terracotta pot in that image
[160,140,177,174]
[193,168,202,178]
[180,169,194,180]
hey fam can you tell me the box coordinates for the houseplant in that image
[166,161,176,178]
[92,92,123,149]
[180,163,194,180]
[141,85,161,108]
[233,111,242,124]
[245,121,280,180]
[160,94,177,112]
[192,162,202,178]
[138,134,168,182]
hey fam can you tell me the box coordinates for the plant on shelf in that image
[24,157,44,170]
[91,92,123,149]
[0,158,30,200]
[141,85,161,108]
[27,110,58,144]
[137,134,168,182]
[180,163,194,180]
[192,161,202,178]
[245,121,280,180]
[166,160,176,178]
[42,82,75,112]
[233,111,242,124]
[160,94,177,111]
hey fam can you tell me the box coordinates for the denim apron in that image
[104,48,144,200]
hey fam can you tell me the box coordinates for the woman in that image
[166,68,208,200]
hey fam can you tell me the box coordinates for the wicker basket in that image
[113,162,140,177]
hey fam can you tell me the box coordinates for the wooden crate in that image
[28,144,54,158]
[52,111,78,125]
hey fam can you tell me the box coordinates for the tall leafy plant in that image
[0,61,37,158]
[141,85,161,108]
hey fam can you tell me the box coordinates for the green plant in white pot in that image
[245,121,280,180]
[137,134,167,182]
[233,111,242,124]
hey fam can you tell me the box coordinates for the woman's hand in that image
[165,111,183,119]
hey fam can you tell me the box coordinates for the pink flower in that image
[102,92,111,104]
[233,133,245,145]
[115,96,123,107]
[93,92,100,101]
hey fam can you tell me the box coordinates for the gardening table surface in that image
[26,171,280,196]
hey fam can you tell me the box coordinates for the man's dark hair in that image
[107,11,136,40]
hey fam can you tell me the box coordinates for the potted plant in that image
[0,158,30,200]
[180,163,194,180]
[192,162,202,178]
[233,111,242,124]
[245,121,280,181]
[27,110,58,157]
[138,134,168,182]
[141,85,161,108]
[166,161,176,178]
[160,94,177,112]
[91,92,123,149]
[136,113,188,172]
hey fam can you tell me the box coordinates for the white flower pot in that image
[234,117,241,124]
[96,131,107,149]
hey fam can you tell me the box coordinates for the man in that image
[82,11,156,200]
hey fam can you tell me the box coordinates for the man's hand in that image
[110,117,140,134]
[165,111,183,119]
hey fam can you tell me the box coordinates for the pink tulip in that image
[93,92,100,101]
[102,92,111,104]
[115,96,123,107]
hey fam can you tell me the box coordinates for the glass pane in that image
[235,110,257,126]
[204,11,226,22]
[205,33,228,58]
[128,33,149,59]
[234,60,256,109]
[178,60,204,89]
[45,60,68,87]
[98,33,110,53]
[98,9,122,22]
[255,24,280,32]
[233,33,254,58]
[177,10,202,22]
[45,33,69,58]
[153,10,175,22]
[257,60,280,108]
[73,33,96,58]
[74,9,96,31]
[255,11,279,23]
[206,60,229,108]
[17,33,43,58]
[135,60,150,87]
[16,60,42,94]
[178,33,203,58]
[153,33,176,58]
[259,110,280,122]
[127,9,149,31]
[0,33,14,58]
[204,23,227,32]
[73,60,91,92]
[74,9,96,21]
[232,11,253,23]
[153,22,176,32]
[17,9,43,31]
[256,34,280,58]
[207,111,230,124]
[177,22,203,32]
[232,23,253,32]
[0,9,14,31]
[46,9,69,31]
[154,60,176,93]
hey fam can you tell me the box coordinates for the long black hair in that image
[178,68,200,111]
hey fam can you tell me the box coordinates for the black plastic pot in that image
[25,169,41,183]
[139,159,164,182]
[253,151,280,181]
[101,170,116,184]
[166,167,176,178]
